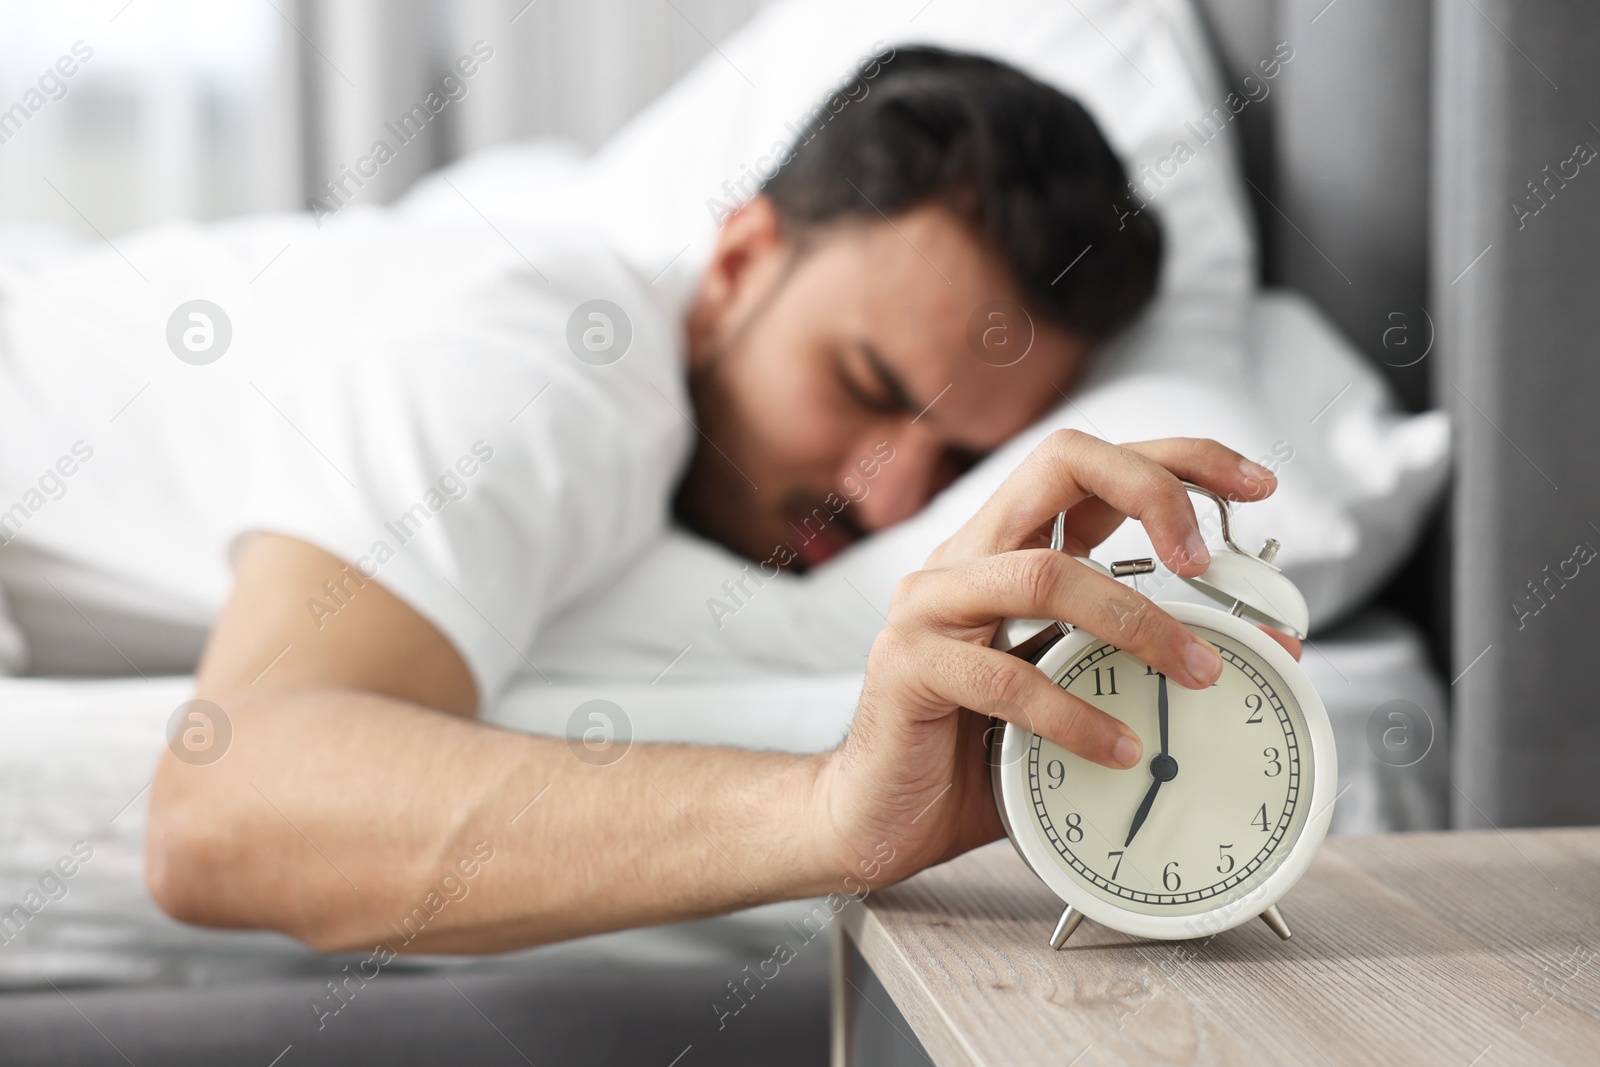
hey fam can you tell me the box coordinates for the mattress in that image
[0,606,1445,994]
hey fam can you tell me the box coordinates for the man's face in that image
[678,196,1090,570]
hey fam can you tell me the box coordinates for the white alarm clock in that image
[988,482,1337,946]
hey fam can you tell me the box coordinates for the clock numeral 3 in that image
[1092,666,1118,696]
[1252,803,1270,833]
[1216,843,1235,874]
[1064,812,1083,842]
[1162,861,1181,891]
[1245,694,1264,724]
[1263,747,1283,777]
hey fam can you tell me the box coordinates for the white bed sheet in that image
[0,607,1445,992]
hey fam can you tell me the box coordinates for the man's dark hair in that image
[761,46,1161,342]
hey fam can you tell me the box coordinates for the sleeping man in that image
[0,48,1297,952]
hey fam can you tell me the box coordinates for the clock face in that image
[1023,623,1316,919]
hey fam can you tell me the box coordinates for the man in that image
[0,49,1295,951]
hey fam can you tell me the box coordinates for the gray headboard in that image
[1192,0,1432,407]
[1193,0,1600,828]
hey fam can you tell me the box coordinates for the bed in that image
[0,604,1444,1060]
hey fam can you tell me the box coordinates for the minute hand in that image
[1157,670,1169,757]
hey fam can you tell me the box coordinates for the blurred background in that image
[9,0,1600,828]
[0,0,769,237]
[1,0,1597,1060]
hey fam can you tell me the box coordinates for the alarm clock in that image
[988,481,1337,946]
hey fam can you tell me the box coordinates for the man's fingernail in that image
[1183,529,1210,567]
[1241,458,1275,481]
[1187,640,1222,685]
[1113,735,1142,769]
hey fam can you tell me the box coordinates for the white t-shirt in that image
[0,209,693,704]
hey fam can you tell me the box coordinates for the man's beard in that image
[672,351,764,560]
[672,350,865,572]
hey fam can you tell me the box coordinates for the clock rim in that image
[993,600,1338,941]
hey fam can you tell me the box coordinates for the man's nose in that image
[842,425,945,532]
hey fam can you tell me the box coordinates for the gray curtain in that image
[1436,0,1600,828]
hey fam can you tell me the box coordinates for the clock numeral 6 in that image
[1046,759,1065,789]
[1245,693,1264,724]
[1162,861,1181,891]
[1064,812,1083,842]
[1216,843,1235,874]
[1263,747,1283,777]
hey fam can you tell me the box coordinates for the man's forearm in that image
[147,687,835,953]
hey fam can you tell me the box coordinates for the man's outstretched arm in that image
[146,531,834,953]
[147,431,1295,954]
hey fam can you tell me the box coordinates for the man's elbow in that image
[143,768,245,931]
[144,765,380,953]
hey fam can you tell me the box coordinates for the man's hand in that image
[811,430,1302,892]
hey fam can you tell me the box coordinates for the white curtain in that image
[0,0,298,237]
[0,0,767,238]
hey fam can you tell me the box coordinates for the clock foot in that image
[1048,905,1085,949]
[1260,904,1292,941]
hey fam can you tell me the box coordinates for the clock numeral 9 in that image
[1064,812,1083,842]
[1162,861,1181,891]
[1045,759,1065,789]
[1263,747,1283,777]
[1245,694,1264,724]
[1216,844,1235,874]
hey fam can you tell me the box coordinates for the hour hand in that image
[1124,777,1161,847]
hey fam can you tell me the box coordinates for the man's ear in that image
[687,195,789,363]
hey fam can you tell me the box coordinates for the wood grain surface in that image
[839,829,1600,1066]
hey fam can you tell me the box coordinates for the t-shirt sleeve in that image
[232,269,689,708]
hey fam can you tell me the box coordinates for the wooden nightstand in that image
[833,829,1600,1065]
